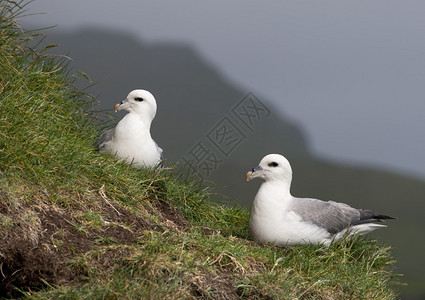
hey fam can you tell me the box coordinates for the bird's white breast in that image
[110,114,161,168]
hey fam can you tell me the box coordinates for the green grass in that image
[0,1,398,299]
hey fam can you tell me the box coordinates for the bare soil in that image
[0,191,193,298]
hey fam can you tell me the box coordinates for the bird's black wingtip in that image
[375,214,397,220]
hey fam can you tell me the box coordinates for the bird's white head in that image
[114,89,157,120]
[246,154,293,183]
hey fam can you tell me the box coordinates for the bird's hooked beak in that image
[114,98,129,112]
[246,165,264,181]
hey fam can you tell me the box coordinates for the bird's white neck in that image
[256,179,292,204]
[267,177,292,192]
[123,112,153,129]
[114,113,153,142]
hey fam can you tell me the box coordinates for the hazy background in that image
[20,1,425,298]
[22,0,425,179]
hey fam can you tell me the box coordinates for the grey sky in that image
[22,0,425,178]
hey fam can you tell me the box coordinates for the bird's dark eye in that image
[134,97,144,102]
[268,162,278,167]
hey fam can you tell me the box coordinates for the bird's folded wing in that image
[290,198,360,235]
[155,141,164,161]
[95,128,114,151]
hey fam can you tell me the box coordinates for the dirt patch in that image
[99,201,154,231]
[235,287,275,300]
[154,200,191,230]
[189,270,239,300]
[0,192,192,298]
[40,209,93,253]
[0,206,88,297]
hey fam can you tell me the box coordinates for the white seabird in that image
[96,89,163,168]
[246,154,394,246]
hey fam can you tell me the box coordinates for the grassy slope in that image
[0,1,398,299]
[41,29,425,297]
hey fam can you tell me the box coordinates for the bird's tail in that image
[356,210,396,225]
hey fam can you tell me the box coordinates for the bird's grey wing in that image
[155,141,164,161]
[290,198,360,235]
[95,128,114,151]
